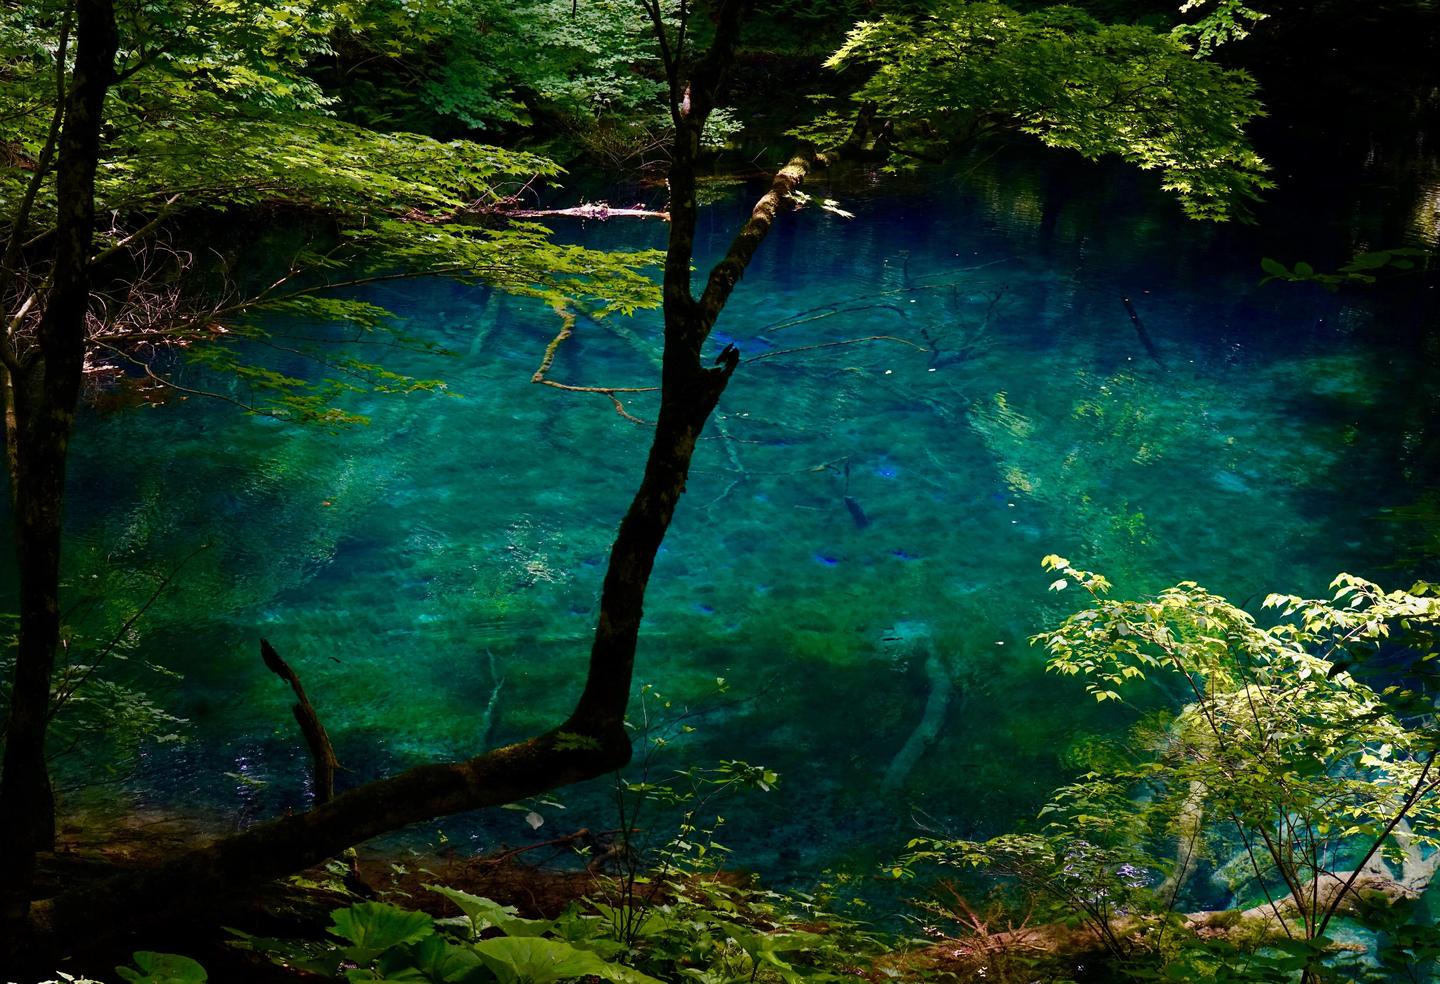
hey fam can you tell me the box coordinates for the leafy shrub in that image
[235,880,888,983]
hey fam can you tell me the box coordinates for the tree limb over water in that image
[18,0,789,959]
[410,200,671,223]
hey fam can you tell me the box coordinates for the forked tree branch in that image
[32,0,801,955]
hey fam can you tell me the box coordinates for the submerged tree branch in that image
[260,640,341,806]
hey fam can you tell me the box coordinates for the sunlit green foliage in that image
[900,559,1440,978]
[1,609,188,781]
[331,0,665,135]
[1,0,661,422]
[808,1,1272,219]
[1172,0,1268,55]
[235,879,888,984]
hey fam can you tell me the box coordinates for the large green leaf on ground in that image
[472,936,667,984]
[329,901,437,963]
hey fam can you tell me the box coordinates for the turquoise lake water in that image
[32,150,1440,887]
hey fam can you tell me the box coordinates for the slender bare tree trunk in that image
[0,0,117,957]
[26,0,818,965]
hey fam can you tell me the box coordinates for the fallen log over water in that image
[404,200,670,224]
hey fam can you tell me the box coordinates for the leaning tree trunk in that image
[28,0,819,963]
[0,0,118,955]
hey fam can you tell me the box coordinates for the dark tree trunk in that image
[28,0,817,961]
[0,0,118,954]
[42,725,635,938]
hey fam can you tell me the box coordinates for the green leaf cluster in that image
[1260,248,1432,289]
[331,0,667,134]
[812,1,1272,219]
[116,951,208,984]
[2,0,663,422]
[1172,0,1268,56]
[901,559,1440,976]
[236,881,887,984]
[1,600,191,781]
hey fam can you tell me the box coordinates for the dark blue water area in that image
[16,144,1440,901]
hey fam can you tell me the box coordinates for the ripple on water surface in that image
[50,160,1438,881]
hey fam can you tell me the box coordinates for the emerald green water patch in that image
[41,160,1438,884]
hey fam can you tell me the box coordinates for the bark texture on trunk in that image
[39,726,631,936]
[261,639,341,805]
[0,0,118,952]
[30,0,811,959]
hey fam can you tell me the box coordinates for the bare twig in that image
[260,639,341,806]
[46,542,209,720]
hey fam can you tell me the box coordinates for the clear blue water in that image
[34,151,1440,885]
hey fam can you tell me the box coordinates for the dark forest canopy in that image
[2,1,1439,982]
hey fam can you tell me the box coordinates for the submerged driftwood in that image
[879,623,955,791]
[882,651,954,791]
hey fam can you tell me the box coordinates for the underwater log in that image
[882,650,954,791]
[844,495,871,529]
[1121,296,1164,368]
